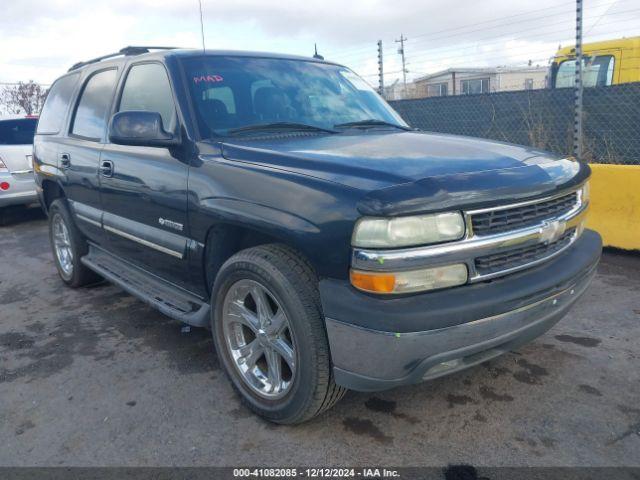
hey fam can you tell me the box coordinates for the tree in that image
[0,81,48,115]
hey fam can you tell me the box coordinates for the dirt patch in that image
[478,385,514,402]
[364,397,420,423]
[446,394,475,408]
[342,417,393,444]
[512,358,549,385]
[555,334,601,348]
[578,384,603,396]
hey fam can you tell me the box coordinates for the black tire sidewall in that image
[212,257,322,423]
[48,199,85,286]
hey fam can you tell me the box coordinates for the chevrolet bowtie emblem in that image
[539,219,566,244]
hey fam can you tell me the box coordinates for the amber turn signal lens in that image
[349,270,396,294]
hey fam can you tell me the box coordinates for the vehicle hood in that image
[218,131,589,215]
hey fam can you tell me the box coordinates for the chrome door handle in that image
[100,160,114,177]
[60,153,71,168]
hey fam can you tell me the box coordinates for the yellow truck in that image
[550,36,640,251]
[550,36,640,88]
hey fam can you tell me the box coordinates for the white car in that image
[0,115,38,210]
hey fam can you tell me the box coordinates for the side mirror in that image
[108,111,180,147]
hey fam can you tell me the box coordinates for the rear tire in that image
[211,244,346,424]
[48,199,101,287]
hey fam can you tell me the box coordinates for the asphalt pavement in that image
[1,208,638,467]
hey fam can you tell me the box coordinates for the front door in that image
[99,62,192,291]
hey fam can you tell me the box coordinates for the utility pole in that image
[395,34,408,97]
[377,40,384,97]
[573,0,584,161]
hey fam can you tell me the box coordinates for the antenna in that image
[313,44,324,60]
[198,0,206,52]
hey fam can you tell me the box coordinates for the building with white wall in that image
[411,66,548,98]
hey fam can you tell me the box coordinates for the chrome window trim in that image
[352,187,587,283]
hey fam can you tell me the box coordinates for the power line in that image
[380,6,640,60]
[325,0,625,61]
[585,0,619,34]
[344,14,640,78]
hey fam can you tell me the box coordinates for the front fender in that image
[188,153,361,280]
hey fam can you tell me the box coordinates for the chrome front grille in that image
[351,184,589,285]
[475,228,576,276]
[471,191,578,236]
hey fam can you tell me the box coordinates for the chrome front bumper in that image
[323,229,602,392]
[327,263,596,391]
[352,186,588,283]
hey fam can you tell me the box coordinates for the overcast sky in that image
[1,0,639,86]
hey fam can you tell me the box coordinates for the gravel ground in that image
[0,207,638,467]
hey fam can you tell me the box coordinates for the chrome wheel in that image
[222,279,296,399]
[52,213,73,277]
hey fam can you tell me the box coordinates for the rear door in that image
[98,61,192,290]
[34,72,80,189]
[58,68,119,246]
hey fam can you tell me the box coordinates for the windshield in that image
[181,56,407,137]
[553,55,615,88]
[0,118,37,145]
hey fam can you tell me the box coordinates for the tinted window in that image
[119,63,176,131]
[0,118,38,145]
[181,56,406,137]
[71,69,118,139]
[36,74,79,134]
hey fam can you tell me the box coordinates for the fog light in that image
[350,264,468,294]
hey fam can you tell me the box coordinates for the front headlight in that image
[352,212,465,248]
[350,264,468,294]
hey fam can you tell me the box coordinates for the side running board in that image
[81,244,210,328]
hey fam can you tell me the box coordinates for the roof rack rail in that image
[68,46,179,72]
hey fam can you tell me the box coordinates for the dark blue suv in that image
[33,46,602,423]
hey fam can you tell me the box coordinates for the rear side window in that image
[0,118,38,145]
[119,63,176,131]
[36,74,79,134]
[71,69,118,140]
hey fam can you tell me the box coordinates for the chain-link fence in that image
[389,82,640,165]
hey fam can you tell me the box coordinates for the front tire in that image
[48,199,101,287]
[211,244,346,424]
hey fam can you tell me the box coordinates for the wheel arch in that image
[41,179,66,213]
[202,220,320,295]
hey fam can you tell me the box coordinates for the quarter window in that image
[71,69,118,140]
[119,63,177,131]
[37,74,79,134]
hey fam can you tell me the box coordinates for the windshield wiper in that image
[227,122,338,136]
[333,119,412,131]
